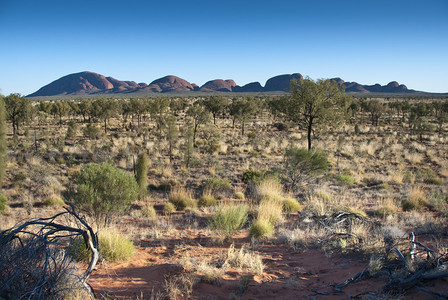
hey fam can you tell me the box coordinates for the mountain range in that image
[27,71,417,97]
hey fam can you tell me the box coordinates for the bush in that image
[71,229,135,262]
[0,193,8,213]
[272,122,288,131]
[283,197,303,213]
[135,152,150,199]
[250,219,274,239]
[163,202,176,215]
[43,194,65,207]
[71,162,139,226]
[83,124,102,139]
[65,121,77,140]
[204,177,232,195]
[209,204,248,238]
[169,188,197,210]
[331,174,355,186]
[428,192,447,211]
[242,169,265,185]
[284,147,328,189]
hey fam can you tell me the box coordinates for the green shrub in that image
[284,147,328,189]
[416,169,443,185]
[71,162,139,226]
[428,192,447,211]
[65,121,77,139]
[283,197,303,213]
[250,219,274,239]
[209,204,248,238]
[135,152,150,199]
[83,124,102,139]
[0,193,8,214]
[163,202,176,215]
[331,174,355,186]
[204,177,232,195]
[169,188,197,210]
[71,229,135,262]
[247,132,256,139]
[43,194,65,207]
[242,169,265,185]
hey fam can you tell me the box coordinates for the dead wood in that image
[0,204,99,299]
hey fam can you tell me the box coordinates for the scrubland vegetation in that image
[1,80,448,298]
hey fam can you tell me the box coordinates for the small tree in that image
[4,93,31,136]
[229,97,259,135]
[71,162,138,226]
[186,103,210,145]
[202,96,230,126]
[184,123,194,168]
[0,95,6,188]
[272,78,351,150]
[284,147,328,189]
[166,114,179,162]
[135,152,149,199]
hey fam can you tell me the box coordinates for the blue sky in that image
[0,0,447,95]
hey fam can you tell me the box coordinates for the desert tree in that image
[135,152,150,199]
[4,93,31,136]
[432,100,448,133]
[129,98,148,128]
[51,101,70,124]
[169,98,188,116]
[186,103,210,145]
[69,162,138,227]
[93,98,119,133]
[166,114,179,162]
[229,97,259,135]
[366,100,384,126]
[78,98,93,123]
[0,95,6,188]
[183,122,194,168]
[201,95,230,126]
[148,98,170,134]
[272,78,351,150]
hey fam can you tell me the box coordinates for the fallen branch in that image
[0,204,99,299]
[333,267,369,292]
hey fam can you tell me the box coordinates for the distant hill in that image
[27,71,424,97]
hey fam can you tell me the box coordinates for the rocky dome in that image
[264,73,303,92]
[146,75,195,93]
[200,79,237,92]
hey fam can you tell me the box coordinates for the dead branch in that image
[333,267,369,292]
[0,204,99,299]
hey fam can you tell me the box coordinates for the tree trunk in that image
[307,121,312,151]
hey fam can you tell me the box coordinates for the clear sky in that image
[0,0,447,95]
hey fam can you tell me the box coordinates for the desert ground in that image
[1,95,447,299]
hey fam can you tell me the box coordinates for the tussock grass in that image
[71,229,135,262]
[250,219,274,239]
[225,244,264,275]
[140,203,156,219]
[209,204,248,238]
[403,186,428,211]
[169,188,197,210]
[43,194,65,207]
[198,190,217,207]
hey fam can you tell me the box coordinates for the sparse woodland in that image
[1,83,448,299]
